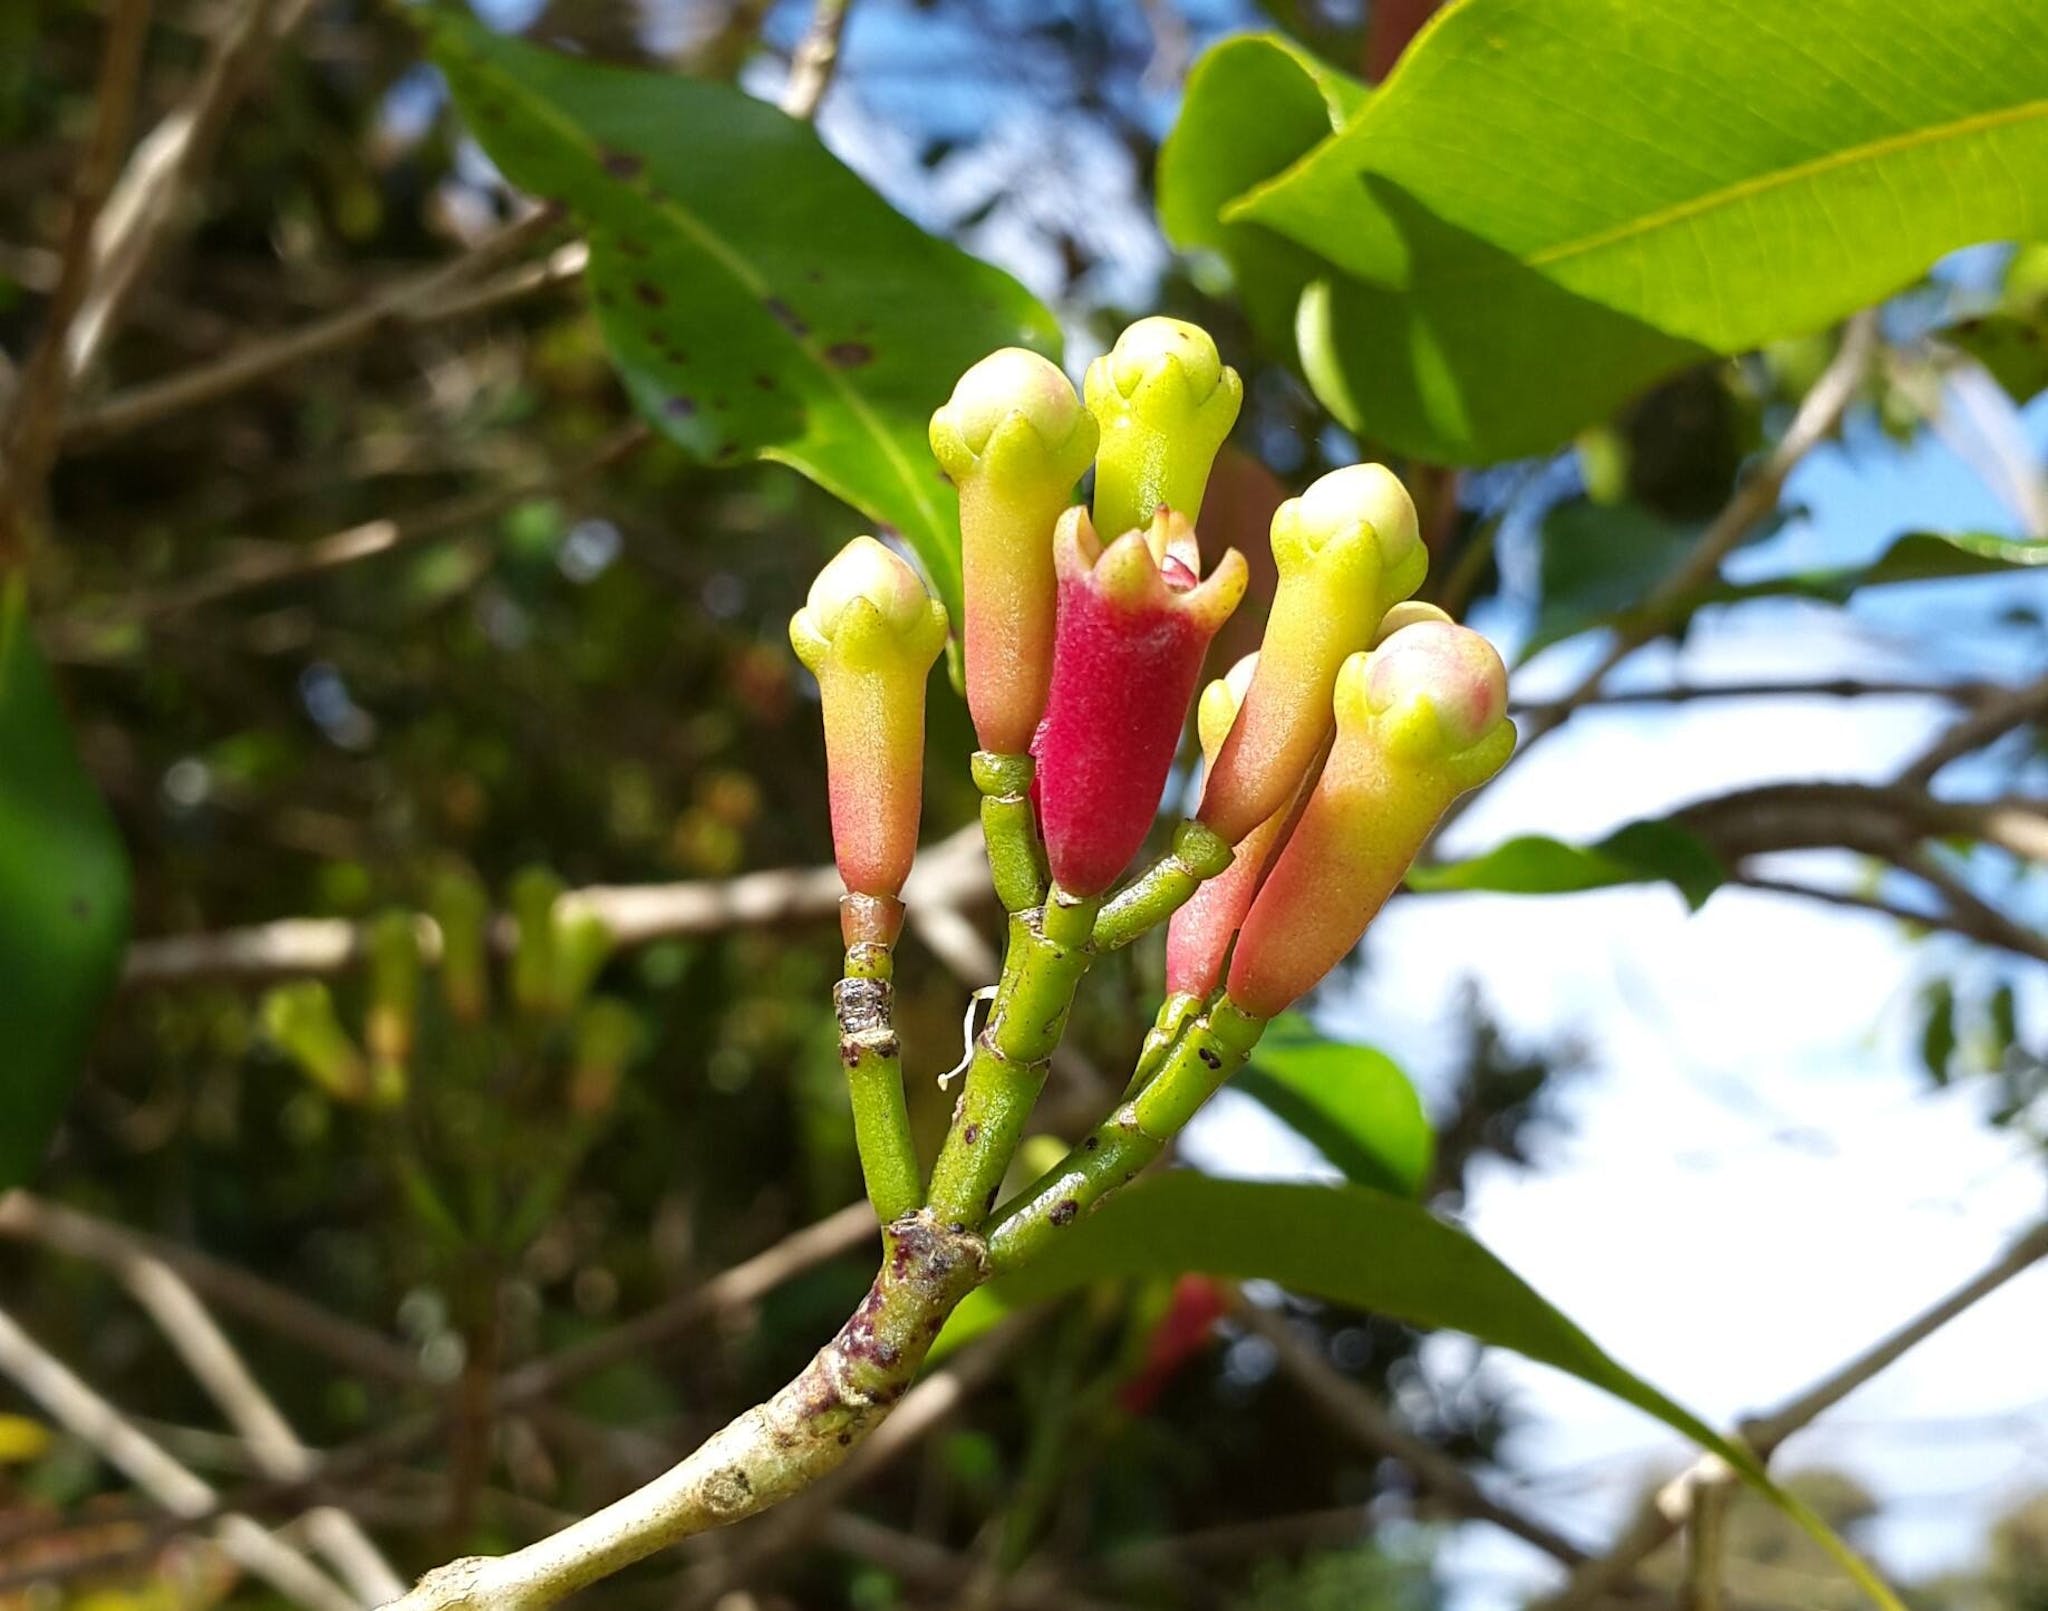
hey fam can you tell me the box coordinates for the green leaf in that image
[1948,313,2048,405]
[1157,34,1365,354]
[423,7,1062,621]
[1236,1015,1433,1197]
[0,578,132,1188]
[1182,1,2048,463]
[939,1175,1903,1610]
[1919,981,1957,1085]
[1408,820,1726,911]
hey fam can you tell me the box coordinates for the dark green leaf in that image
[1948,314,2048,406]
[0,580,132,1188]
[1237,1015,1433,1197]
[1408,820,1726,911]
[1177,1,2048,463]
[1920,982,1957,1085]
[938,1174,1902,1609]
[424,7,1062,621]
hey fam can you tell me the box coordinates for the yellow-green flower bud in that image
[1226,624,1514,1019]
[429,865,490,1024]
[364,910,419,1069]
[261,981,370,1104]
[569,997,640,1118]
[1198,463,1427,845]
[1085,317,1242,540]
[553,907,612,1013]
[510,866,565,1016]
[790,536,949,902]
[930,349,1098,754]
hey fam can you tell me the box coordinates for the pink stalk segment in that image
[929,349,1098,755]
[790,537,948,908]
[1032,506,1247,897]
[1164,655,1292,1002]
[1198,463,1428,846]
[1226,622,1515,1019]
[1084,318,1242,543]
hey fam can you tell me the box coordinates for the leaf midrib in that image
[474,42,947,551]
[1235,90,2048,290]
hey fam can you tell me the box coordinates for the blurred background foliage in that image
[1,0,2045,1608]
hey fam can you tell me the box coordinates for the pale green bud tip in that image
[1096,316,1230,405]
[791,538,949,677]
[1197,653,1258,761]
[1343,622,1510,755]
[1291,463,1421,573]
[930,348,1089,464]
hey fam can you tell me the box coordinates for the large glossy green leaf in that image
[941,1175,1903,1609]
[1157,34,1364,357]
[1180,1,2048,463]
[424,8,1062,620]
[1408,820,1726,910]
[0,578,131,1188]
[1236,1015,1433,1197]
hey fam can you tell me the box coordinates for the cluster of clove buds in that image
[792,317,1514,1254]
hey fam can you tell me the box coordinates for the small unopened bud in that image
[1032,507,1246,896]
[1227,624,1514,1018]
[364,910,419,1068]
[569,997,640,1118]
[1085,318,1242,540]
[931,349,1097,754]
[510,866,565,1016]
[790,537,949,902]
[553,907,612,1012]
[429,866,490,1023]
[1375,600,1452,643]
[261,982,370,1103]
[1199,464,1426,844]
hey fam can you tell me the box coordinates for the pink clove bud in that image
[1031,507,1247,897]
[790,537,949,903]
[1226,623,1514,1018]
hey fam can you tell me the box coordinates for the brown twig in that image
[122,822,990,988]
[779,0,853,119]
[1510,676,1997,719]
[1894,671,2048,788]
[0,0,154,566]
[1536,1219,2048,1609]
[65,0,306,381]
[0,1303,360,1611]
[59,212,572,451]
[1236,1303,1589,1567]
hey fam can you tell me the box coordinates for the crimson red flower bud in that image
[1032,506,1247,896]
[1227,623,1515,1018]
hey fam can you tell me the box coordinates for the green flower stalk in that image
[1226,623,1516,1019]
[1085,317,1242,541]
[430,866,491,1024]
[1198,463,1427,845]
[790,536,949,918]
[930,348,1098,757]
[365,910,421,1071]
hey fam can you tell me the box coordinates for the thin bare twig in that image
[66,0,308,380]
[0,1303,361,1611]
[123,822,990,988]
[1237,1304,1589,1566]
[57,423,645,637]
[780,0,853,119]
[59,212,573,450]
[1895,671,2048,788]
[112,1252,406,1602]
[1537,1219,2048,1609]
[1509,676,1997,720]
[0,0,154,565]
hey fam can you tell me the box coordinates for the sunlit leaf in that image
[1408,820,1726,911]
[940,1174,1902,1609]
[424,6,1062,621]
[1169,2,2048,462]
[1237,1016,1433,1197]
